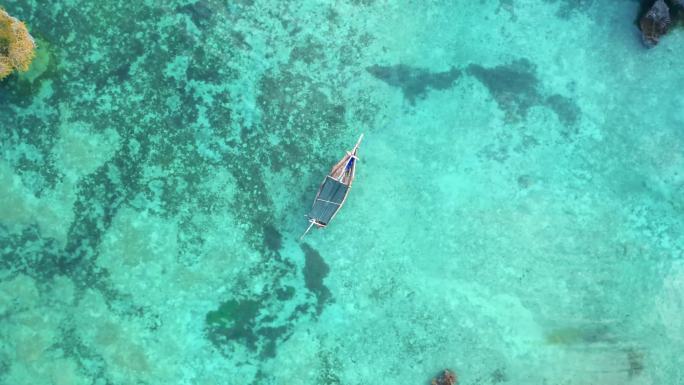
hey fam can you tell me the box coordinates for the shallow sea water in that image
[1,0,683,384]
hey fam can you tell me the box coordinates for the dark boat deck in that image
[308,176,350,226]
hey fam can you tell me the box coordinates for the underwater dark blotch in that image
[263,224,282,252]
[491,367,507,383]
[287,303,311,321]
[230,31,250,50]
[57,325,112,381]
[467,59,540,118]
[544,325,614,345]
[517,175,533,189]
[257,325,290,358]
[318,350,343,385]
[177,1,214,27]
[205,294,300,359]
[0,224,66,281]
[545,94,581,127]
[111,63,131,82]
[468,59,580,129]
[205,299,261,351]
[63,145,146,272]
[300,243,332,315]
[290,37,325,64]
[351,0,375,5]
[627,348,645,378]
[276,285,295,300]
[0,358,8,379]
[543,0,597,19]
[366,64,461,104]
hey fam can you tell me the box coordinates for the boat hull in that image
[301,134,363,239]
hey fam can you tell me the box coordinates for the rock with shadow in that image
[639,0,672,47]
[431,369,458,385]
[637,0,684,47]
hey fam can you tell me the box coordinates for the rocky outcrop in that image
[431,369,458,385]
[0,8,36,80]
[640,0,671,46]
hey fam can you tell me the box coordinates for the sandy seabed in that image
[1,1,683,384]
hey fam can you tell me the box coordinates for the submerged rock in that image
[431,369,458,385]
[640,0,671,47]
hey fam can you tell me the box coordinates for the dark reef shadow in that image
[468,59,581,128]
[366,64,461,104]
[301,243,333,315]
[468,59,540,119]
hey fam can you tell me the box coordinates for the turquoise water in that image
[1,1,683,384]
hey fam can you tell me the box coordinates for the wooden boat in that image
[300,134,364,239]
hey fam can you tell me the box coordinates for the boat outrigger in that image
[300,134,364,239]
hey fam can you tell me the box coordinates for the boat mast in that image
[300,220,315,240]
[352,133,364,154]
[335,133,364,181]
